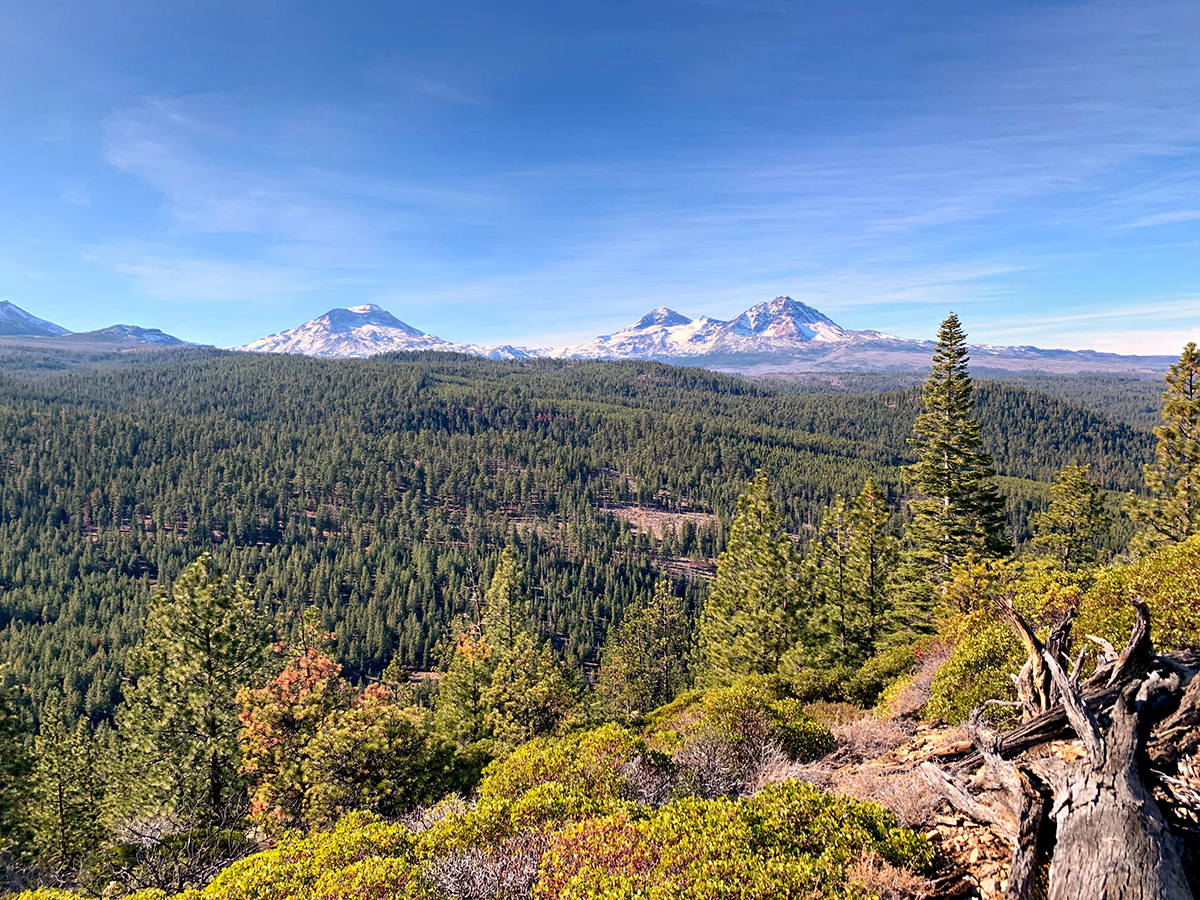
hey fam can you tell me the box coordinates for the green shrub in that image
[925,614,1021,725]
[416,725,643,851]
[536,780,933,900]
[843,646,916,708]
[787,665,855,703]
[784,647,917,710]
[200,813,416,900]
[1076,536,1200,654]
[643,677,834,765]
[768,698,836,760]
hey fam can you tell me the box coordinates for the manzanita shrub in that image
[646,676,835,763]
[537,781,934,900]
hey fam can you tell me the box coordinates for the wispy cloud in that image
[89,249,320,303]
[1126,210,1200,228]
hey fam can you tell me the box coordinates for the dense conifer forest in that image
[2,334,1198,900]
[0,348,1152,725]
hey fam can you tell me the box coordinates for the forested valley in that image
[1,322,1198,900]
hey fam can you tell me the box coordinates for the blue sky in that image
[1,0,1197,354]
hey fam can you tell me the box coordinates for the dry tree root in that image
[920,600,1200,900]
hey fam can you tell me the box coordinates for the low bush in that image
[925,614,1021,725]
[1076,535,1200,654]
[198,813,416,900]
[785,646,917,710]
[536,780,933,900]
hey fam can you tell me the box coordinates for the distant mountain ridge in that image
[0,300,72,337]
[0,301,190,347]
[1,298,1177,374]
[237,297,1176,374]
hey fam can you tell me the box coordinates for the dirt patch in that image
[604,504,718,539]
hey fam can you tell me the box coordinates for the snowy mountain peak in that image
[630,307,693,330]
[318,305,426,337]
[0,300,71,337]
[724,296,844,341]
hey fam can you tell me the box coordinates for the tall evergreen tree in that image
[597,579,690,719]
[1126,342,1200,551]
[1032,461,1111,570]
[905,312,1010,575]
[807,495,854,658]
[480,547,527,653]
[848,478,899,655]
[807,480,899,661]
[433,632,496,750]
[120,554,268,826]
[29,696,107,870]
[0,677,30,859]
[695,472,804,686]
[480,632,574,749]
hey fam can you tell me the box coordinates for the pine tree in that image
[29,696,107,870]
[1126,342,1200,550]
[597,579,689,719]
[480,632,574,748]
[433,632,497,749]
[905,313,1010,575]
[0,677,30,858]
[1032,461,1111,570]
[480,547,527,653]
[695,472,804,686]
[807,495,854,657]
[848,478,899,655]
[121,554,268,826]
[807,480,899,661]
[237,647,351,833]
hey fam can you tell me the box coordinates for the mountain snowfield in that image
[238,297,892,361]
[239,304,535,360]
[0,300,72,336]
[0,300,189,345]
[545,296,898,359]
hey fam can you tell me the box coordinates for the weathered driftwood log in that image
[920,600,1199,900]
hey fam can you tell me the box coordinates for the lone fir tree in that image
[1126,342,1200,551]
[904,313,1009,576]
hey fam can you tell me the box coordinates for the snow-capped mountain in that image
[552,306,725,358]
[237,298,1173,374]
[0,300,71,336]
[546,297,1171,373]
[551,297,874,359]
[238,304,536,360]
[239,305,455,357]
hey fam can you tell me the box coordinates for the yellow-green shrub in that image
[536,780,933,900]
[200,813,416,900]
[1076,536,1200,653]
[648,677,833,763]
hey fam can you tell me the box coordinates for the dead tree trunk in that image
[921,600,1199,900]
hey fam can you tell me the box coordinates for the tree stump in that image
[920,600,1200,900]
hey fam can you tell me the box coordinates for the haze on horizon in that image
[0,0,1197,355]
